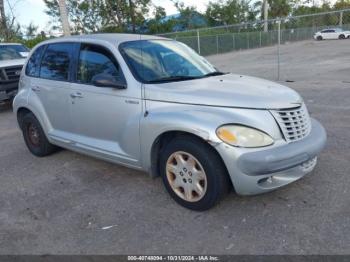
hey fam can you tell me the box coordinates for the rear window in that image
[39,43,73,81]
[25,45,45,77]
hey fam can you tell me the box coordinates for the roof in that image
[41,33,167,46]
[0,43,25,46]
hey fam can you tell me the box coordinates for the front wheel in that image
[160,135,231,211]
[339,34,346,40]
[317,36,323,41]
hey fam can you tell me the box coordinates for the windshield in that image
[0,45,29,61]
[119,40,222,83]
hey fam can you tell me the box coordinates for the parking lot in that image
[0,39,349,255]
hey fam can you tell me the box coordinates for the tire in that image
[160,135,231,211]
[317,36,323,41]
[339,34,345,40]
[21,112,58,157]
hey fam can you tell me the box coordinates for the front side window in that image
[39,43,73,81]
[119,40,221,83]
[77,44,123,85]
[0,44,29,61]
[26,45,45,77]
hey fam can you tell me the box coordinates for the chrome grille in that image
[4,66,22,81]
[271,104,311,143]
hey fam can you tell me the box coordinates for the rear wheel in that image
[339,34,345,40]
[160,135,231,211]
[21,113,58,157]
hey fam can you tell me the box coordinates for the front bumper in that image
[0,81,19,101]
[215,118,327,195]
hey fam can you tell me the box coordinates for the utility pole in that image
[263,0,268,32]
[277,20,281,81]
[340,11,343,27]
[58,0,71,36]
[197,29,201,54]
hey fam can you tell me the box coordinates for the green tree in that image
[205,0,254,26]
[44,0,151,34]
[268,0,292,18]
[43,0,104,34]
[147,6,177,34]
[334,0,350,9]
[334,0,350,24]
[172,1,205,29]
[100,0,150,32]
[24,22,38,39]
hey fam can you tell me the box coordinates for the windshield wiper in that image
[147,71,227,83]
[148,75,198,83]
[202,71,227,78]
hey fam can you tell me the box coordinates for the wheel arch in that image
[149,130,229,181]
[16,107,33,129]
[16,105,51,137]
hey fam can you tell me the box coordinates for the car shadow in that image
[0,101,13,113]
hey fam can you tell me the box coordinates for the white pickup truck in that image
[0,43,29,102]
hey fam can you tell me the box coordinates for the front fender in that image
[140,101,282,172]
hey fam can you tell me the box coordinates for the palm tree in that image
[58,0,71,36]
[263,0,268,32]
[0,0,8,39]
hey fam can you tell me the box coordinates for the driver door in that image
[69,43,142,167]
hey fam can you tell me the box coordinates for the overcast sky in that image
[6,0,337,33]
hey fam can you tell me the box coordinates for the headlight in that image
[216,125,274,148]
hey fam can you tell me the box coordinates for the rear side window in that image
[77,44,123,85]
[40,43,73,81]
[25,45,45,77]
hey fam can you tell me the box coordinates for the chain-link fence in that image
[159,9,350,56]
[158,9,350,80]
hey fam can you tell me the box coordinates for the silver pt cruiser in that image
[13,34,327,210]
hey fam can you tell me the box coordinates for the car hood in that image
[144,73,303,109]
[0,58,26,68]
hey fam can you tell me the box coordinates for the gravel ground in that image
[0,39,349,255]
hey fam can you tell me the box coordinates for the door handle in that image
[70,92,83,98]
[31,86,40,92]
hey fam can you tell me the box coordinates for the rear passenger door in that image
[69,43,142,167]
[323,29,335,39]
[29,42,78,139]
[328,30,338,39]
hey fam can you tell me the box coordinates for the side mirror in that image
[92,74,127,89]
